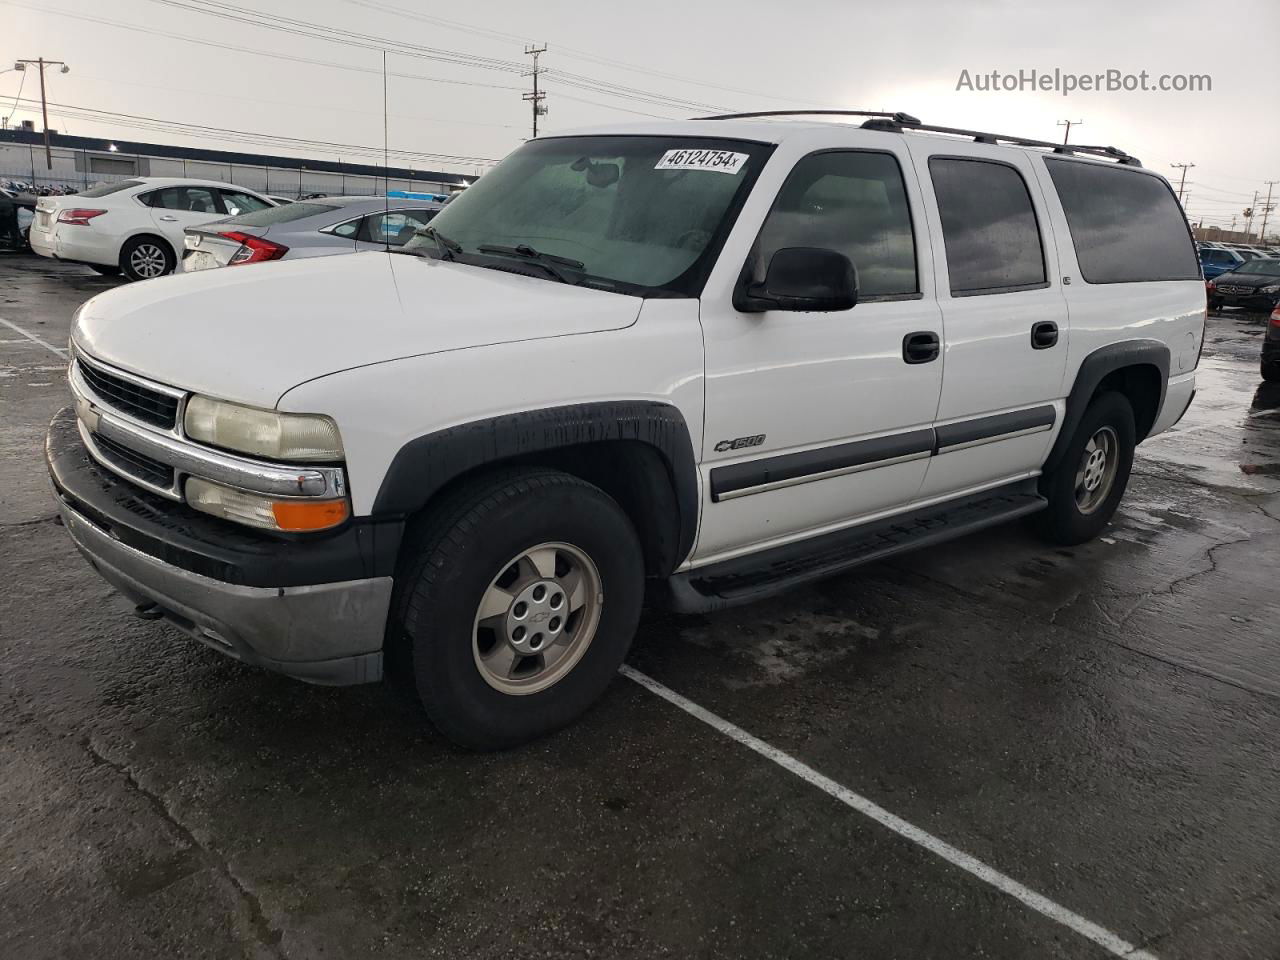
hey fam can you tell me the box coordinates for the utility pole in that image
[13,58,70,170]
[1169,162,1195,204]
[1057,119,1083,145]
[1245,191,1259,239]
[1259,180,1278,243]
[522,44,548,139]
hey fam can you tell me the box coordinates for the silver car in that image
[180,196,444,272]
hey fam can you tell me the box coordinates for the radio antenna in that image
[382,49,390,251]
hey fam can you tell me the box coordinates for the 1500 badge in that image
[714,434,766,453]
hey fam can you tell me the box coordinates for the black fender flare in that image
[1043,339,1170,476]
[371,401,700,567]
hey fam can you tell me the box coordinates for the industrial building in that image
[0,126,476,197]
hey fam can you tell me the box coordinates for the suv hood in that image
[73,252,642,409]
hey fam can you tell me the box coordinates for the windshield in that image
[403,135,771,296]
[1232,258,1280,276]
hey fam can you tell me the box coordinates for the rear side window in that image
[1044,160,1200,283]
[78,180,143,197]
[221,201,340,227]
[141,186,221,213]
[754,151,917,299]
[929,158,1047,296]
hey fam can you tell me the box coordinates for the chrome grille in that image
[77,356,180,429]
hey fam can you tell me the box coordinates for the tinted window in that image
[142,186,220,213]
[224,201,340,227]
[358,209,438,245]
[753,151,917,298]
[219,190,270,216]
[929,158,1046,295]
[78,180,143,197]
[1045,159,1200,283]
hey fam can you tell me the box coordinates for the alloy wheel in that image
[1074,425,1119,514]
[472,541,603,695]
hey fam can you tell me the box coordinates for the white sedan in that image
[29,177,275,281]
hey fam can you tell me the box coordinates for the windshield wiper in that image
[475,243,585,284]
[418,226,463,260]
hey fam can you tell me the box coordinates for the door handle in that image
[1031,321,1059,350]
[902,331,940,364]
[157,215,178,222]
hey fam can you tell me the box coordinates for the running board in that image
[658,480,1047,613]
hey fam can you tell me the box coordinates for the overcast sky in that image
[7,0,1278,227]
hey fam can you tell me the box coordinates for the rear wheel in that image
[119,236,174,281]
[88,264,121,277]
[1035,392,1136,545]
[390,468,644,750]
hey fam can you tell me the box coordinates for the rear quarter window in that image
[1045,160,1200,283]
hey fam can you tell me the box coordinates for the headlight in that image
[186,477,349,532]
[184,396,343,461]
[1261,284,1280,294]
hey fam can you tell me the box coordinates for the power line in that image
[6,3,524,92]
[339,0,824,107]
[137,0,729,113]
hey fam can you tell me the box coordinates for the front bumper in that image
[1212,289,1280,312]
[47,407,402,685]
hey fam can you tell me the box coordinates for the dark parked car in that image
[1263,303,1280,381]
[1207,258,1280,312]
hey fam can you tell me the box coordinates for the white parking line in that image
[0,317,68,359]
[620,665,1158,960]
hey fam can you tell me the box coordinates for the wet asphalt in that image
[2,253,1279,960]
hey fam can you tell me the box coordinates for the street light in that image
[13,57,71,170]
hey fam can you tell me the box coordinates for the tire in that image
[1208,298,1222,311]
[390,468,645,750]
[1263,361,1280,383]
[88,264,121,277]
[1034,392,1136,546]
[119,235,175,281]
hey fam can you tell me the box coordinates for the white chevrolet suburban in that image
[47,112,1205,749]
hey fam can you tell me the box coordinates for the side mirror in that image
[736,247,858,313]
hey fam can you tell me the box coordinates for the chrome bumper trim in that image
[69,361,345,500]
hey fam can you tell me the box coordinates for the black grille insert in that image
[78,357,179,429]
[92,432,175,489]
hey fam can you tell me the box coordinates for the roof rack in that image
[696,109,923,125]
[862,117,1141,166]
[693,109,1140,166]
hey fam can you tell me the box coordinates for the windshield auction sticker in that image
[655,149,748,174]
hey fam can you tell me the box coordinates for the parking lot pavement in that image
[3,253,1279,959]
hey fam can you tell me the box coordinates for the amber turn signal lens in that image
[270,499,350,531]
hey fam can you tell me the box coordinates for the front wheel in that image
[1035,392,1136,545]
[391,468,644,750]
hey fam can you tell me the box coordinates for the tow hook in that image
[134,601,163,621]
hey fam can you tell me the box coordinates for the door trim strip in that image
[709,405,1057,502]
